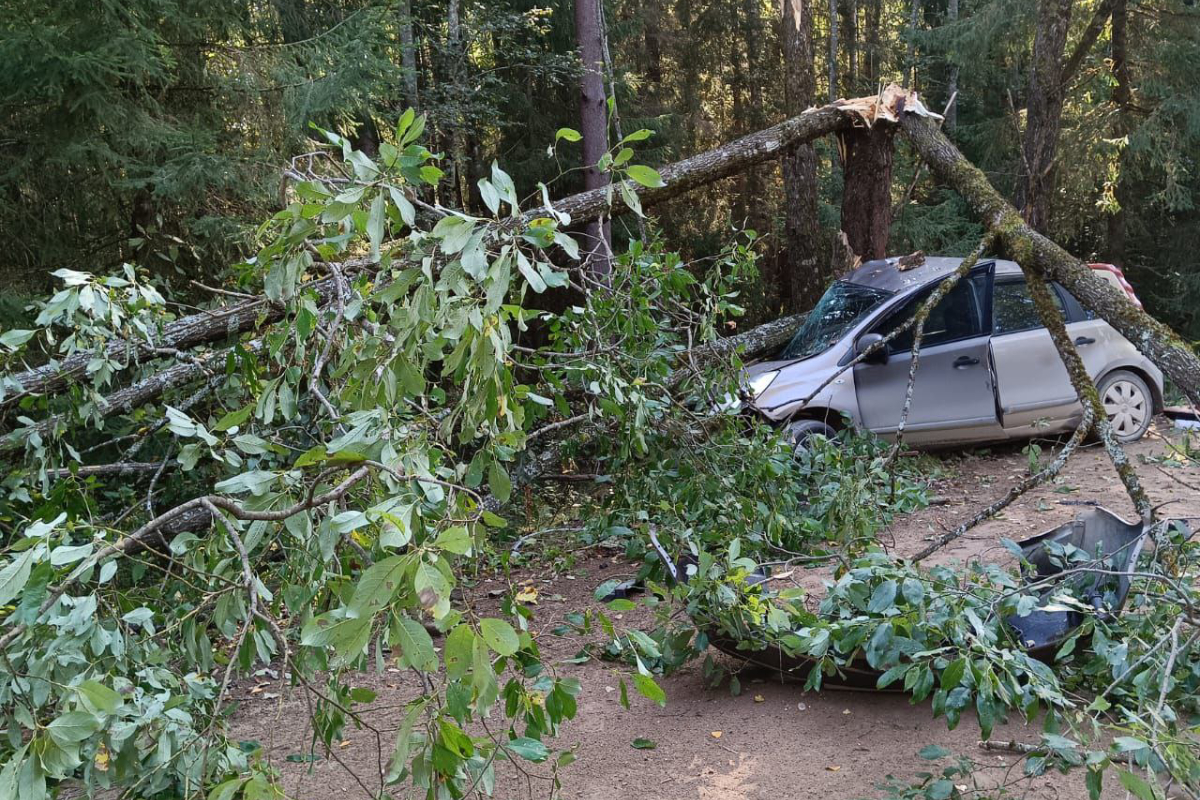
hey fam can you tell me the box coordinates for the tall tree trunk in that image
[399,0,419,112]
[575,0,611,279]
[841,0,858,92]
[828,0,839,101]
[1105,0,1131,266]
[864,0,882,85]
[903,0,922,87]
[945,0,958,132]
[782,0,825,310]
[1015,0,1073,232]
[840,125,895,260]
[741,0,768,236]
[678,0,700,153]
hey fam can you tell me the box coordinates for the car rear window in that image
[993,279,1065,335]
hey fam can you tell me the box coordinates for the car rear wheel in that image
[1097,370,1153,442]
[786,419,837,452]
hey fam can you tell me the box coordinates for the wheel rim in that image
[1102,379,1148,438]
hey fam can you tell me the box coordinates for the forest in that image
[1,0,1199,798]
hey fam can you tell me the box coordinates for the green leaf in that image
[554,128,582,143]
[208,777,247,800]
[918,744,951,760]
[0,549,36,606]
[479,618,520,657]
[488,461,512,502]
[928,779,955,800]
[76,680,121,714]
[0,329,34,350]
[867,579,898,613]
[46,712,100,746]
[941,657,968,691]
[1118,770,1159,800]
[350,556,408,613]
[506,737,550,762]
[433,526,472,555]
[620,129,654,143]
[213,404,254,432]
[631,738,657,750]
[632,673,666,707]
[301,612,372,661]
[393,616,438,672]
[443,625,475,680]
[388,186,416,228]
[385,703,424,782]
[625,164,665,188]
[365,192,385,258]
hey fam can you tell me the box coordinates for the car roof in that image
[846,255,1022,294]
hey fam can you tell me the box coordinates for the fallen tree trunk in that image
[895,102,1200,405]
[536,104,859,225]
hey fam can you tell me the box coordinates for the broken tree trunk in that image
[840,123,896,261]
[895,106,1200,406]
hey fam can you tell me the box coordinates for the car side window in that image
[879,273,988,353]
[993,279,1065,335]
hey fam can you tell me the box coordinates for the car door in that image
[853,267,1004,445]
[988,278,1081,435]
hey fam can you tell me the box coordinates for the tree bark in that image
[1105,0,1131,266]
[897,108,1200,405]
[828,0,840,101]
[945,0,958,132]
[841,0,858,91]
[1015,0,1073,232]
[781,0,825,310]
[398,0,420,112]
[864,0,882,85]
[840,124,896,260]
[903,0,921,88]
[574,0,612,279]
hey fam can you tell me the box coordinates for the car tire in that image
[786,419,837,452]
[1097,370,1153,443]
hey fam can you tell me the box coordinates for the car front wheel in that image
[1097,370,1153,442]
[786,419,837,452]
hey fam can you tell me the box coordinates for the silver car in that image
[747,256,1163,447]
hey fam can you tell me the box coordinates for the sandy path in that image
[231,424,1199,799]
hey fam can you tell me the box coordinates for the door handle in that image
[952,356,980,369]
[1074,336,1096,346]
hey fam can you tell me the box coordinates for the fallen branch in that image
[0,340,263,454]
[888,238,992,460]
[0,465,374,651]
[1,269,353,414]
[977,739,1133,765]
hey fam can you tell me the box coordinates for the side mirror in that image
[855,333,888,365]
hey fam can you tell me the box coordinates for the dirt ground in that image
[231,422,1200,800]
